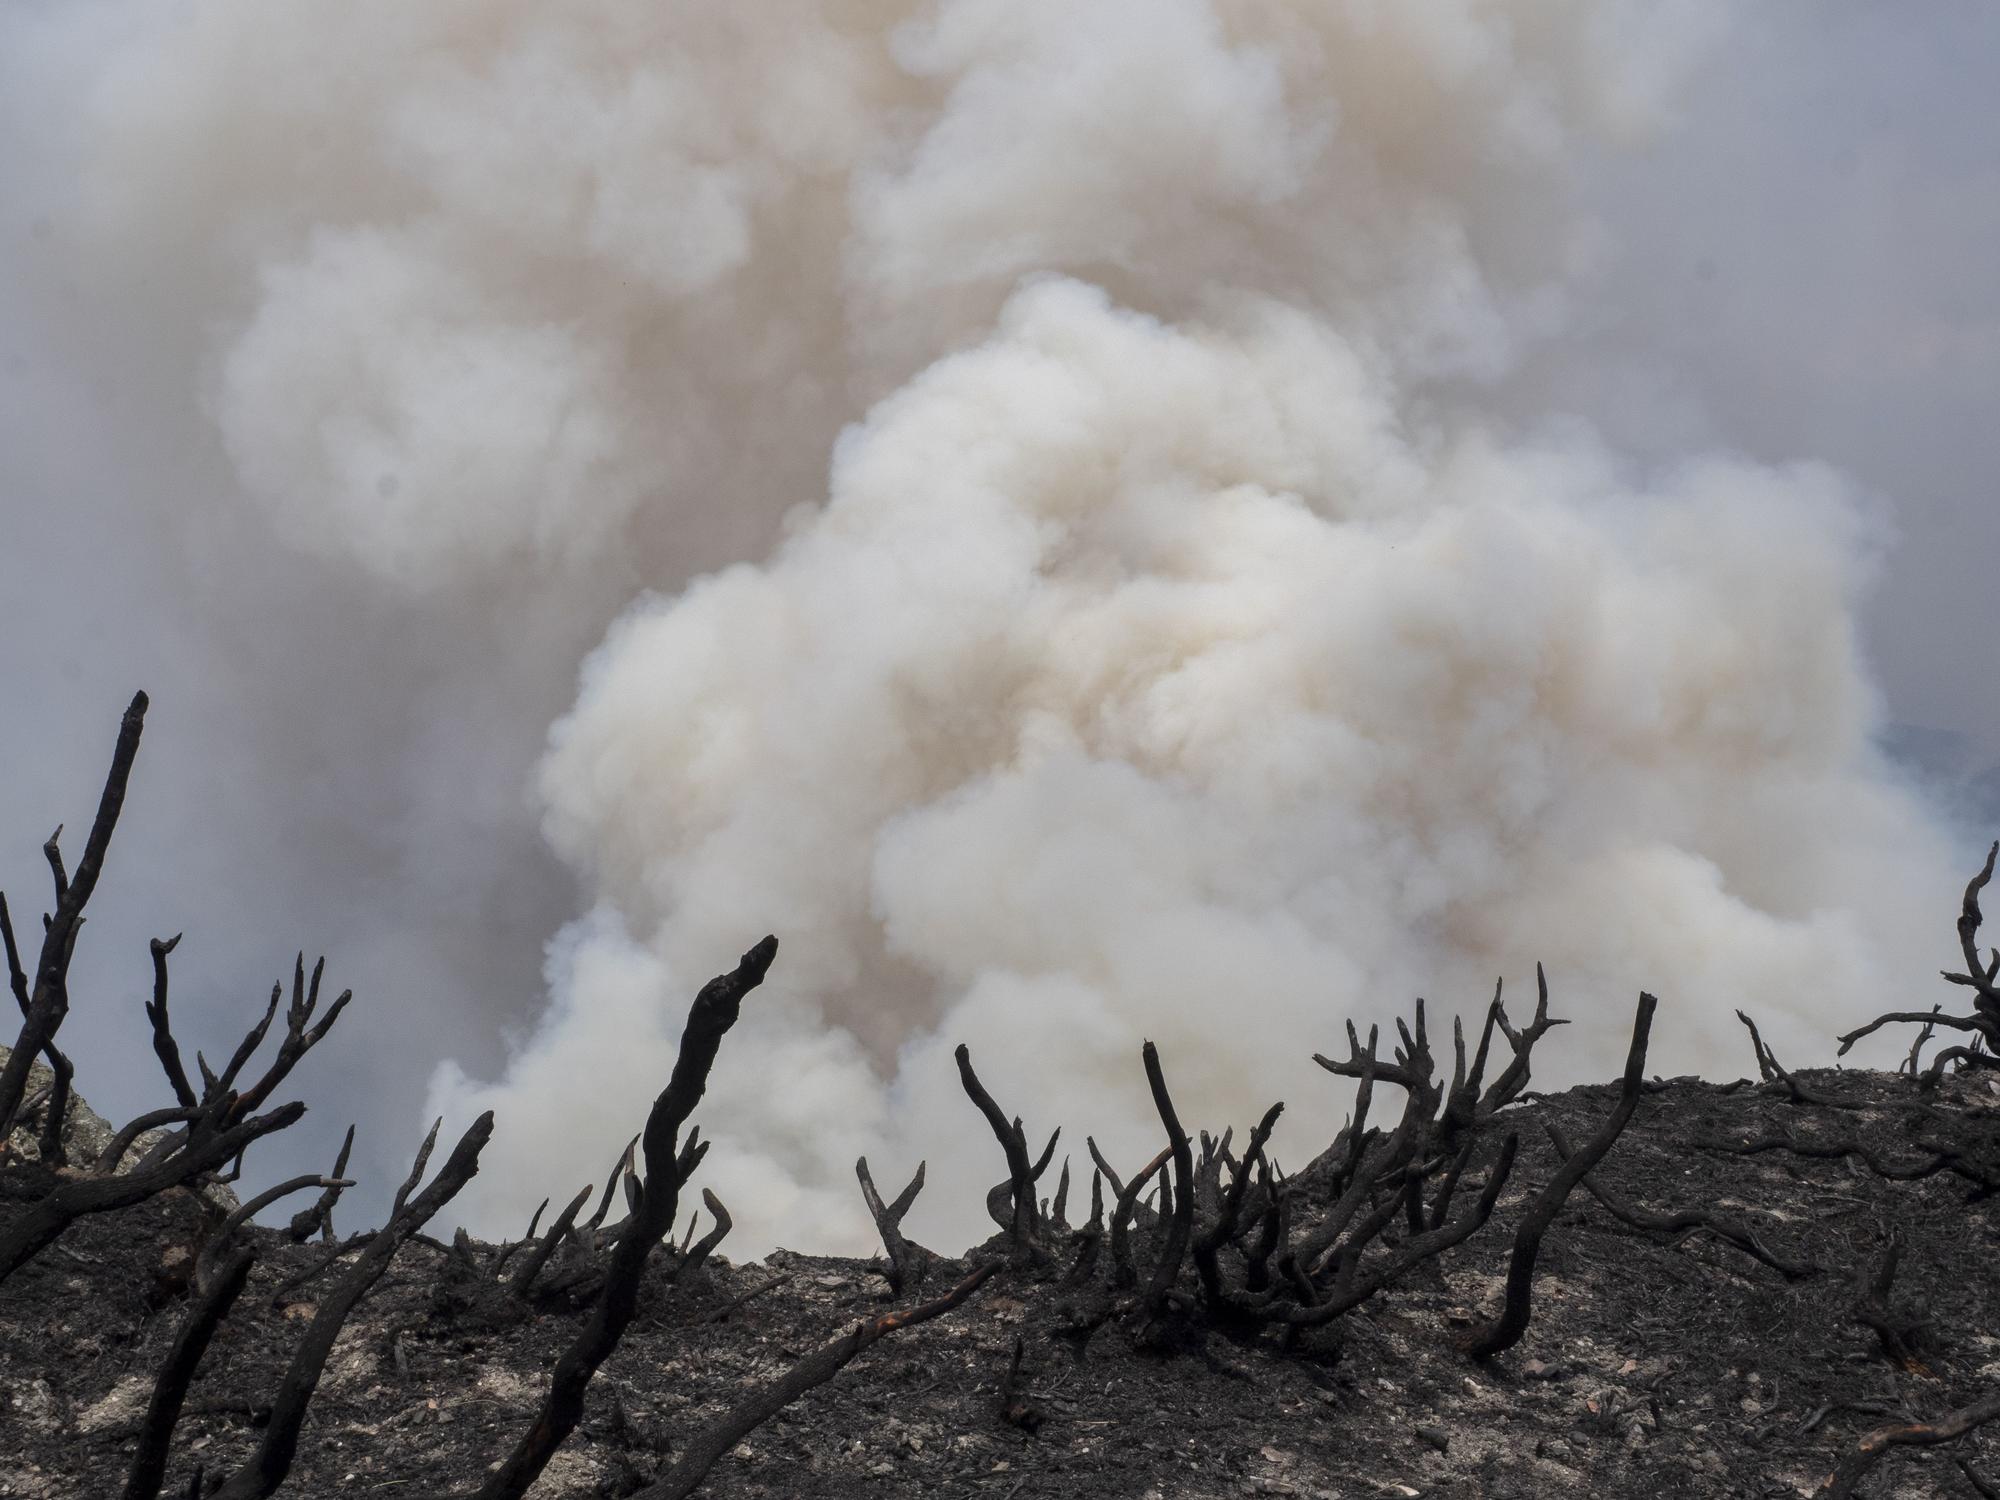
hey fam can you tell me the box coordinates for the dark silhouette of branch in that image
[857,1155,933,1294]
[1735,1010,1858,1108]
[583,1133,639,1243]
[1139,1041,1196,1315]
[210,1112,494,1500]
[0,1096,305,1283]
[1849,1228,1929,1369]
[143,934,199,1111]
[1545,1121,1816,1279]
[679,1188,732,1277]
[1267,1132,1519,1328]
[1479,965,1568,1116]
[0,692,148,1143]
[1193,1101,1283,1302]
[121,1245,257,1500]
[287,1125,355,1243]
[1836,843,2000,1079]
[470,935,776,1500]
[1461,991,1657,1360]
[635,1260,1002,1500]
[1108,1147,1171,1288]
[227,954,353,1119]
[1814,1388,2000,1499]
[204,1174,352,1270]
[955,1043,1055,1262]
[507,1184,592,1299]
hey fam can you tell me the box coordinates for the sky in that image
[2,1,1997,1254]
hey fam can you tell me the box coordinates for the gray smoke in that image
[2,1,1994,1253]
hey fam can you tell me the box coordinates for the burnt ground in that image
[3,1066,1997,1500]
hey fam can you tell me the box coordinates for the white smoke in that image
[11,0,1971,1253]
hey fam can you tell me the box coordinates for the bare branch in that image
[0,692,148,1139]
[1461,992,1657,1360]
[1141,1041,1195,1314]
[287,1125,356,1243]
[1546,1121,1816,1279]
[1193,1101,1283,1302]
[471,935,776,1500]
[121,1244,257,1500]
[635,1260,1002,1500]
[1,1098,306,1283]
[508,1185,593,1299]
[857,1156,933,1295]
[955,1044,1046,1260]
[144,934,198,1111]
[210,1112,494,1500]
[1814,1389,2000,1499]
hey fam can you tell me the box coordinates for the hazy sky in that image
[1566,5,2000,772]
[2,2,1996,1247]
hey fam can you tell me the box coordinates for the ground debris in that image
[4,1068,1996,1497]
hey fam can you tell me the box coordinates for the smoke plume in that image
[3,1,1980,1253]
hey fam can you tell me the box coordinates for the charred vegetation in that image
[4,698,1998,1498]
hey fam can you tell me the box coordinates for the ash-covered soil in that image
[4,1067,1997,1500]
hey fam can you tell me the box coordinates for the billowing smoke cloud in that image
[3,1,1982,1253]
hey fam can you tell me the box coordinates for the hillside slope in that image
[3,1064,1995,1500]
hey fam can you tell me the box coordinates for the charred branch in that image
[286,1125,355,1243]
[0,1096,306,1283]
[1849,1228,1930,1370]
[701,1270,793,1325]
[1193,1101,1283,1303]
[202,1174,352,1283]
[143,934,199,1111]
[1263,1133,1519,1329]
[227,954,353,1119]
[209,1112,493,1500]
[857,1156,934,1295]
[1707,1126,1998,1194]
[1440,969,1568,1139]
[1314,1005,1437,1099]
[121,1244,257,1500]
[1814,1388,2000,1499]
[1735,1010,1859,1108]
[1479,965,1568,1116]
[956,1043,1056,1262]
[506,1184,592,1299]
[470,934,775,1500]
[581,1134,639,1246]
[998,1333,1044,1432]
[1461,991,1657,1361]
[1141,1041,1195,1314]
[635,1259,1002,1500]
[1064,1169,1106,1286]
[0,693,147,1143]
[1545,1121,1816,1279]
[1108,1147,1171,1289]
[1837,843,2000,1079]
[679,1188,732,1277]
